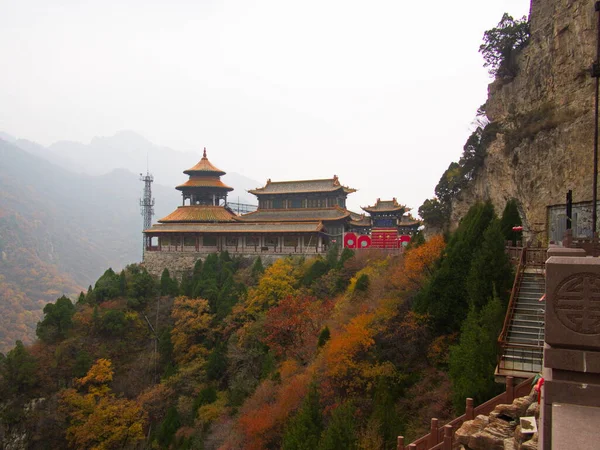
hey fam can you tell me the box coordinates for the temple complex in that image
[143,151,420,275]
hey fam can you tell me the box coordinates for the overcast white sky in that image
[0,0,530,213]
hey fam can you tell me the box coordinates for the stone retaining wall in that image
[142,251,306,278]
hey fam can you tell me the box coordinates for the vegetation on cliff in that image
[0,205,513,449]
[419,12,529,232]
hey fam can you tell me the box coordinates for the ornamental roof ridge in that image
[248,177,357,195]
[175,177,234,191]
[157,204,238,223]
[183,147,227,176]
[361,197,407,213]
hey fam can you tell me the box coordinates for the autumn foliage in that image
[1,231,501,449]
[59,359,147,450]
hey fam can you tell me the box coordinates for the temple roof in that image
[398,216,421,227]
[398,220,421,227]
[248,175,356,195]
[238,207,350,222]
[362,198,407,214]
[175,177,233,191]
[183,148,226,176]
[158,205,237,223]
[146,221,324,234]
[348,210,371,227]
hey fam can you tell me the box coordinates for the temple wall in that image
[142,249,316,278]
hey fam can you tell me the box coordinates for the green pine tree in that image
[414,201,496,333]
[449,294,506,411]
[0,341,38,395]
[36,296,76,343]
[157,406,181,447]
[251,256,265,280]
[282,383,323,450]
[160,268,173,296]
[500,198,523,245]
[318,401,357,450]
[467,219,514,310]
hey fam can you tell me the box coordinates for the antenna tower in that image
[140,171,155,252]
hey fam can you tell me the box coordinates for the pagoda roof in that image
[248,175,356,195]
[158,205,238,223]
[398,217,421,227]
[238,206,351,222]
[183,148,226,176]
[362,198,407,214]
[145,221,324,234]
[347,210,371,227]
[176,177,233,191]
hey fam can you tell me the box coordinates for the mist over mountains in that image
[1,130,259,204]
[0,131,258,350]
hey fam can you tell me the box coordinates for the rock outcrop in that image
[456,390,539,450]
[450,0,597,240]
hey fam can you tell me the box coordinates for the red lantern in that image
[357,234,371,249]
[344,232,357,248]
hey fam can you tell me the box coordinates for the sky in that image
[0,0,531,213]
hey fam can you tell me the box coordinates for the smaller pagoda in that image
[176,148,233,206]
[362,198,406,228]
[152,149,238,228]
[362,198,409,248]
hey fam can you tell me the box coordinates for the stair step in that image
[515,306,545,312]
[509,325,544,333]
[508,337,544,345]
[518,292,545,297]
[507,328,544,336]
[504,348,543,356]
[501,355,543,363]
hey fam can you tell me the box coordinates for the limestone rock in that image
[456,414,489,446]
[504,437,518,450]
[525,400,540,419]
[449,0,597,241]
[456,394,541,450]
[520,432,538,450]
[494,394,535,420]
[468,415,516,450]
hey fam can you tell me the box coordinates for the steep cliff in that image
[451,0,597,240]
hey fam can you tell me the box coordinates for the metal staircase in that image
[496,247,547,380]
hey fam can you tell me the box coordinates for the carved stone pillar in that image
[541,256,600,449]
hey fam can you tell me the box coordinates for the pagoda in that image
[362,198,409,248]
[176,148,233,207]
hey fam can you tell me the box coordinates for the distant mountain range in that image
[0,130,258,205]
[0,131,259,351]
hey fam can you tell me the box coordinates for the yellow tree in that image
[59,359,147,450]
[245,259,297,315]
[170,296,214,364]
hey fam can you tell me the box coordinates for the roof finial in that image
[203,147,207,158]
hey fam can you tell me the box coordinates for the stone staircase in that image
[497,271,545,377]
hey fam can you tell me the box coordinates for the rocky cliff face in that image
[451,0,597,241]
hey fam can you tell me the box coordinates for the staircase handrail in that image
[498,247,526,345]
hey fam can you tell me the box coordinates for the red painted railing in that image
[397,376,533,450]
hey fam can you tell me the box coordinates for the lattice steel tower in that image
[140,171,155,252]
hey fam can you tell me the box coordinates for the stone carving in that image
[553,272,600,335]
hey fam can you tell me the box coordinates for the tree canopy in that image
[480,13,530,77]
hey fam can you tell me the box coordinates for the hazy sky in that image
[0,0,530,213]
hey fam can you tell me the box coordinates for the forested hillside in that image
[0,201,516,449]
[0,138,178,351]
